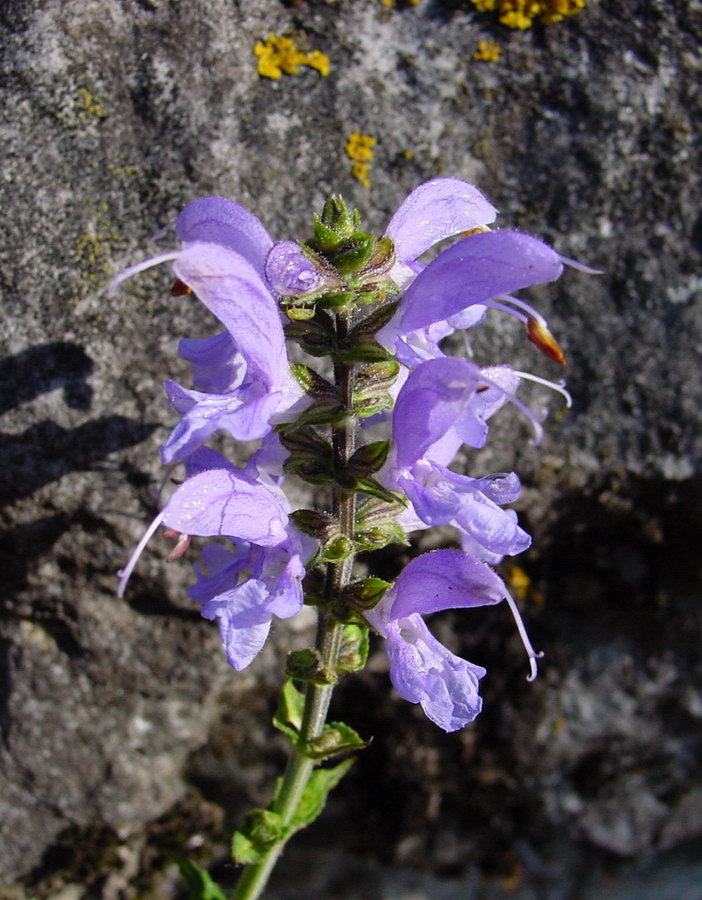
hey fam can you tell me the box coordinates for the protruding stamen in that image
[117,510,166,597]
[109,249,180,295]
[526,319,566,365]
[494,293,548,326]
[511,369,572,408]
[477,371,545,445]
[559,254,603,275]
[504,591,544,682]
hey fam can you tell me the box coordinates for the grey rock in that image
[1,0,701,896]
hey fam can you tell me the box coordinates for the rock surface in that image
[1,0,701,896]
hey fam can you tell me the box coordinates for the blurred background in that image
[1,1,701,897]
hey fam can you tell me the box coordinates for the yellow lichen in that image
[469,0,586,29]
[253,33,330,79]
[74,87,107,121]
[473,39,502,61]
[345,132,377,187]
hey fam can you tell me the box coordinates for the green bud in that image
[317,534,354,564]
[290,509,338,541]
[337,337,394,365]
[354,521,410,552]
[341,577,392,610]
[345,440,391,477]
[330,232,375,275]
[288,401,348,429]
[285,455,336,486]
[356,494,408,528]
[278,425,333,458]
[284,309,336,357]
[336,624,370,672]
[348,476,405,504]
[320,196,358,238]
[350,301,401,337]
[359,235,396,278]
[290,364,339,400]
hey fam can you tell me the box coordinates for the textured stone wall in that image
[1,0,701,897]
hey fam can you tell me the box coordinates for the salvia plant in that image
[112,178,592,899]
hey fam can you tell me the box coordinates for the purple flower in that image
[363,550,506,732]
[111,197,310,463]
[364,549,542,731]
[264,240,335,296]
[377,178,570,368]
[117,448,315,670]
[380,356,533,560]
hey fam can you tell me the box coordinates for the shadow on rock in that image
[0,342,94,415]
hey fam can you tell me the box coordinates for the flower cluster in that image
[113,177,587,732]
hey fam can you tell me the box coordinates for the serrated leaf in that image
[273,679,305,741]
[175,858,227,900]
[289,758,356,828]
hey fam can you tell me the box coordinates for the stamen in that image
[482,299,528,324]
[511,369,572,407]
[477,372,545,445]
[526,319,566,365]
[117,510,166,597]
[494,293,548,327]
[170,278,192,296]
[504,591,544,682]
[164,531,193,561]
[109,250,180,295]
[559,254,603,275]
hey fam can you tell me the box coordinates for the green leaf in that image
[175,858,226,900]
[288,758,356,829]
[232,808,285,864]
[303,723,368,760]
[273,679,305,741]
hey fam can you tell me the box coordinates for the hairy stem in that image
[232,322,356,900]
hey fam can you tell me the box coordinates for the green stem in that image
[232,322,356,900]
[231,621,343,900]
